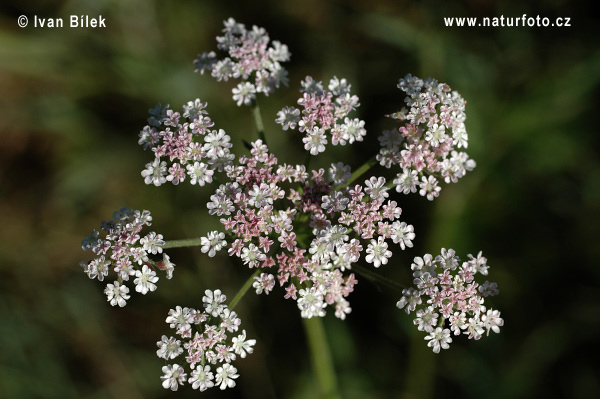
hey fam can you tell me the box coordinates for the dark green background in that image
[1,0,598,398]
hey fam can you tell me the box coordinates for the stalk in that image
[162,238,204,249]
[251,99,267,145]
[337,154,379,189]
[302,317,341,399]
[352,264,406,292]
[229,269,261,310]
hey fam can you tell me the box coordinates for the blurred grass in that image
[1,0,599,398]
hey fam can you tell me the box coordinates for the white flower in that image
[87,256,110,281]
[186,162,214,186]
[424,327,452,353]
[481,308,504,335]
[321,225,349,251]
[328,162,351,185]
[309,238,331,262]
[248,183,274,208]
[215,363,239,390]
[166,306,196,333]
[328,76,351,96]
[396,288,421,314]
[414,306,438,333]
[342,117,366,143]
[113,258,135,280]
[140,232,164,255]
[211,58,234,81]
[207,193,234,216]
[189,365,214,391]
[425,123,447,146]
[275,106,301,130]
[449,312,467,335]
[297,287,326,318]
[203,129,232,155]
[201,231,227,257]
[467,251,489,275]
[138,125,161,149]
[232,82,256,106]
[391,221,415,249]
[419,175,441,201]
[156,335,183,360]
[231,330,256,358]
[365,237,392,267]
[436,248,459,270]
[393,170,419,194]
[303,127,327,155]
[365,176,389,202]
[411,254,437,278]
[104,281,130,307]
[300,75,324,94]
[240,244,266,268]
[220,308,241,333]
[253,273,275,295]
[141,158,167,186]
[321,191,349,213]
[182,98,208,121]
[202,289,227,317]
[161,364,187,391]
[134,265,159,294]
[465,317,485,340]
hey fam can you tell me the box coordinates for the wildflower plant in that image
[80,18,503,396]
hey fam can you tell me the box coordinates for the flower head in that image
[157,290,256,392]
[396,249,503,352]
[381,74,476,200]
[80,208,173,306]
[195,18,290,105]
[277,76,364,154]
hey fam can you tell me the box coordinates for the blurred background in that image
[1,0,599,398]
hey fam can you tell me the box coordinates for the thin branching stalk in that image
[337,154,379,189]
[251,99,267,145]
[352,263,406,292]
[302,317,341,399]
[162,238,204,249]
[229,269,261,310]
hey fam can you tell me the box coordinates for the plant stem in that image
[336,154,379,189]
[304,152,312,168]
[352,264,406,292]
[229,268,261,310]
[162,238,204,249]
[302,317,341,399]
[251,99,267,145]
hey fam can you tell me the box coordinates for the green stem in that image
[229,268,261,310]
[352,264,406,292]
[162,238,204,249]
[304,152,312,168]
[302,317,340,399]
[251,99,267,145]
[336,154,379,190]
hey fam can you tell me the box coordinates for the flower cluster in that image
[80,207,174,307]
[194,18,290,106]
[158,289,256,392]
[379,74,476,200]
[276,76,365,155]
[201,140,414,319]
[396,249,503,352]
[138,99,234,187]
